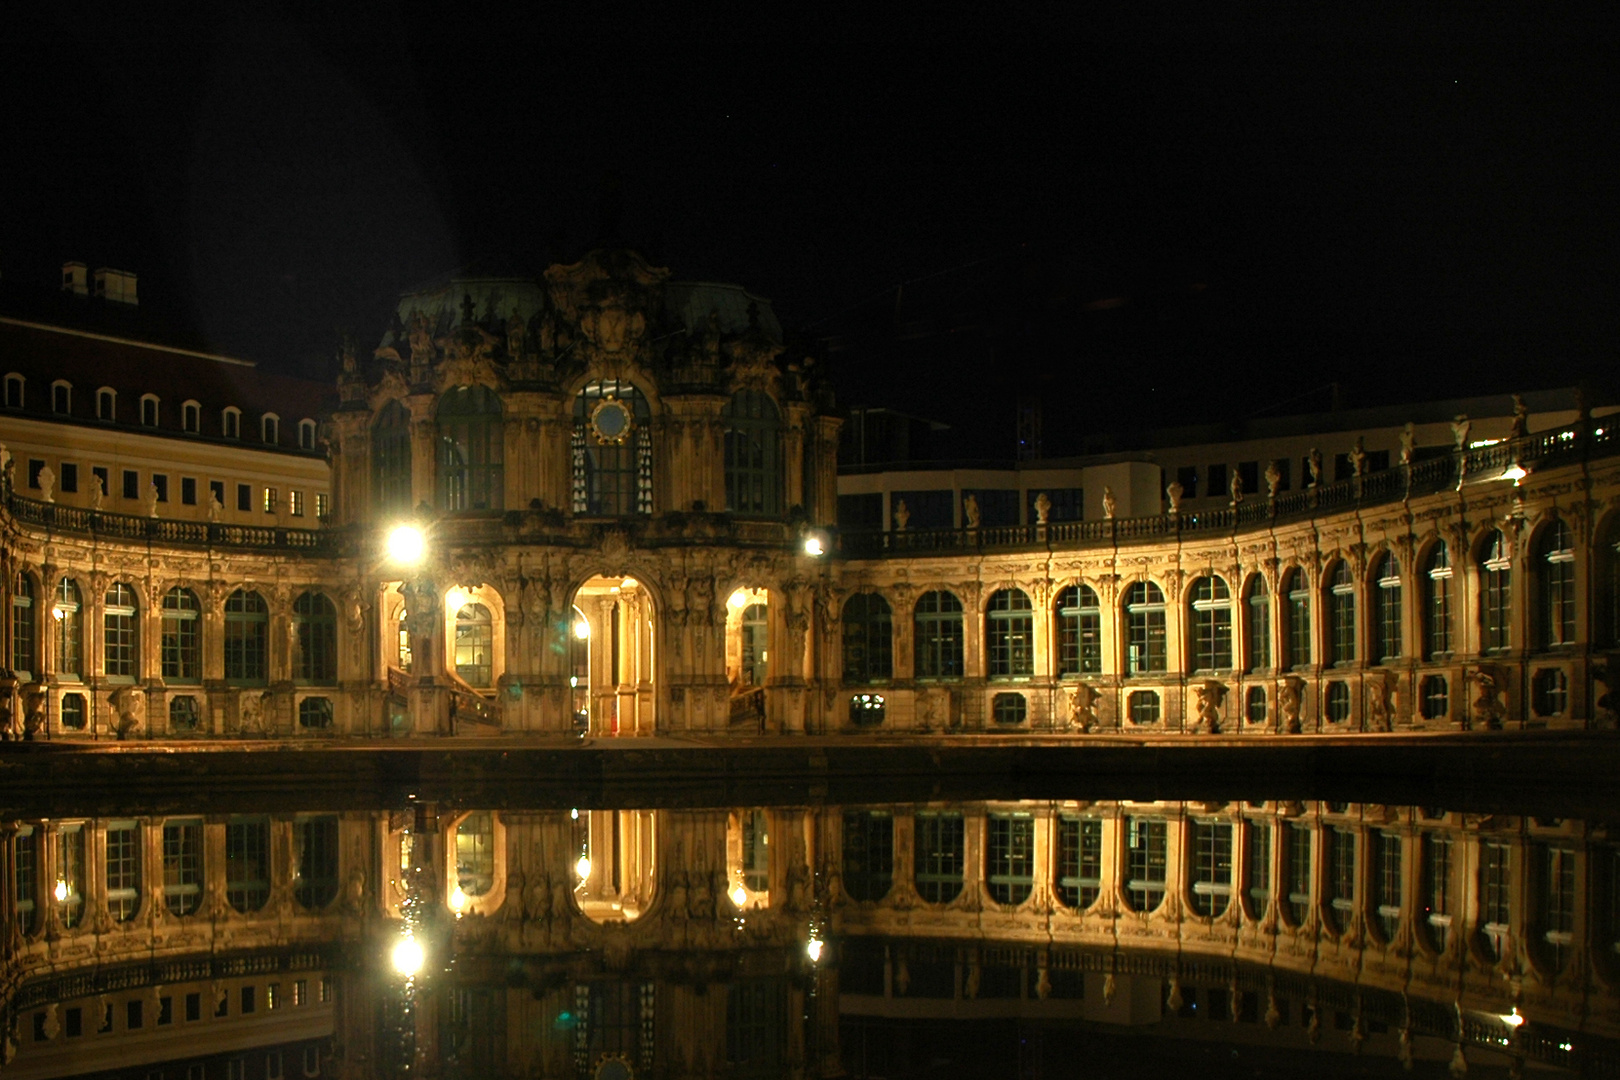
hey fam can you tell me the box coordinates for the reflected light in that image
[53,879,68,902]
[727,589,748,609]
[1500,462,1527,483]
[51,608,64,622]
[573,620,591,640]
[385,525,426,566]
[575,854,592,880]
[1502,1007,1525,1028]
[730,884,748,908]
[449,887,468,914]
[391,935,424,977]
[620,577,638,589]
[806,938,823,963]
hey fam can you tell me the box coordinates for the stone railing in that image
[3,495,346,555]
[837,422,1617,558]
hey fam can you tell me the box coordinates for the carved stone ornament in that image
[1102,486,1117,520]
[963,494,981,530]
[1279,676,1306,734]
[893,499,910,531]
[1192,680,1227,734]
[1034,491,1052,525]
[1068,683,1101,732]
[1165,481,1183,515]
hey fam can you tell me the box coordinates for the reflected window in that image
[723,390,781,514]
[1422,833,1453,953]
[455,812,495,897]
[742,809,770,893]
[985,813,1034,906]
[1244,821,1272,920]
[1536,842,1576,974]
[740,604,768,687]
[1480,841,1512,960]
[1125,817,1167,913]
[1284,824,1312,926]
[1055,584,1101,677]
[1189,576,1233,671]
[14,824,36,935]
[163,819,203,916]
[1190,820,1234,917]
[1056,816,1102,910]
[161,588,201,683]
[437,386,504,512]
[914,812,964,904]
[224,590,269,685]
[56,823,85,928]
[1373,832,1402,942]
[106,821,141,922]
[454,603,493,688]
[295,817,340,910]
[1424,543,1453,658]
[913,591,964,679]
[293,592,338,684]
[1373,553,1402,662]
[1326,827,1356,933]
[1480,530,1512,653]
[841,593,892,683]
[986,588,1033,678]
[841,811,893,903]
[226,817,271,913]
[1124,581,1166,674]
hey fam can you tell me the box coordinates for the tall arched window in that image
[1244,576,1271,672]
[436,386,504,512]
[54,578,83,677]
[1424,542,1453,659]
[104,583,138,681]
[841,593,892,683]
[454,603,493,688]
[1601,516,1620,648]
[572,379,652,516]
[1373,552,1402,663]
[1283,568,1311,669]
[1188,576,1232,672]
[293,592,338,684]
[986,588,1034,678]
[723,390,781,514]
[161,588,201,683]
[1480,530,1512,653]
[11,571,35,679]
[1536,520,1576,649]
[1056,585,1101,677]
[914,590,964,679]
[740,604,768,686]
[1327,561,1355,665]
[224,589,269,685]
[372,399,413,514]
[1124,581,1166,674]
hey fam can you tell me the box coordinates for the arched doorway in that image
[571,575,655,735]
[726,586,770,730]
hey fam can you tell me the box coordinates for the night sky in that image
[3,9,1616,446]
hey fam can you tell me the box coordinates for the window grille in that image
[841,811,894,902]
[1425,543,1453,657]
[437,386,504,511]
[1191,820,1234,916]
[1420,675,1449,721]
[1373,832,1401,941]
[104,582,138,679]
[163,820,204,916]
[455,812,496,897]
[1374,553,1402,661]
[12,571,35,678]
[295,816,340,909]
[1190,576,1233,671]
[1055,584,1101,676]
[841,593,892,682]
[986,813,1035,906]
[1481,530,1512,653]
[1328,561,1356,665]
[1125,817,1167,912]
[1244,821,1272,919]
[913,591,964,679]
[1056,816,1102,910]
[1284,569,1311,667]
[572,379,651,515]
[54,578,83,677]
[226,818,271,912]
[224,590,269,684]
[723,390,781,514]
[1480,841,1511,959]
[1124,581,1167,674]
[293,592,338,683]
[1539,520,1576,648]
[1422,833,1453,952]
[1128,689,1160,725]
[454,603,493,688]
[992,692,1027,725]
[106,822,141,922]
[56,824,85,927]
[986,588,1034,678]
[914,812,965,904]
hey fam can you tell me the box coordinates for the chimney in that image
[93,267,138,306]
[62,261,88,297]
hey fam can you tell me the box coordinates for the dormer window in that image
[182,400,201,433]
[140,394,160,427]
[298,418,317,451]
[97,388,115,421]
[261,413,280,445]
[223,407,241,439]
[4,374,23,409]
[52,381,72,415]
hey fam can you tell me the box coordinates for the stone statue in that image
[1264,461,1282,500]
[338,334,358,377]
[407,310,435,364]
[1307,449,1323,488]
[208,491,223,522]
[1165,481,1183,515]
[1506,394,1530,440]
[37,465,55,503]
[1451,414,1471,450]
[962,494,980,530]
[1102,486,1116,520]
[1348,437,1368,477]
[1468,665,1508,730]
[1034,491,1051,526]
[1279,676,1306,734]
[1192,680,1226,735]
[238,690,271,736]
[1228,468,1243,506]
[893,499,909,532]
[506,312,526,359]
[1067,683,1100,732]
[146,481,160,518]
[21,684,46,740]
[1366,670,1395,733]
[90,479,104,512]
[1399,422,1415,466]
[110,685,145,740]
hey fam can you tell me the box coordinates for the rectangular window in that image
[316,493,330,518]
[60,463,78,493]
[290,489,304,516]
[106,821,141,922]
[237,483,251,512]
[92,466,108,498]
[14,824,36,934]
[181,477,197,505]
[122,470,139,499]
[126,1000,143,1030]
[1374,832,1402,941]
[162,820,204,916]
[1125,817,1168,912]
[1176,465,1198,499]
[152,474,168,502]
[53,385,70,414]
[985,813,1035,906]
[185,992,201,1022]
[1247,589,1271,671]
[226,817,271,912]
[1481,841,1512,958]
[294,979,308,1006]
[1285,823,1312,925]
[841,810,893,902]
[241,986,256,1014]
[1191,820,1234,916]
[1326,827,1356,932]
[1422,833,1453,951]
[913,812,965,904]
[142,398,158,426]
[264,487,278,514]
[4,377,21,408]
[1245,820,1272,917]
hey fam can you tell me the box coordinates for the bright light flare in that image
[385,525,426,566]
[802,534,825,557]
[731,884,748,908]
[575,854,592,881]
[1502,1007,1525,1028]
[573,620,591,640]
[391,936,425,977]
[53,880,68,902]
[806,938,824,963]
[449,887,468,914]
[1499,462,1527,483]
[727,589,748,610]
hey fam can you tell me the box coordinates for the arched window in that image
[297,418,317,450]
[437,387,504,511]
[914,812,964,904]
[1536,520,1576,649]
[913,590,964,679]
[372,399,413,514]
[1189,575,1233,672]
[161,588,201,683]
[96,387,114,420]
[740,604,768,686]
[1480,529,1512,653]
[292,592,338,684]
[1283,568,1311,668]
[1326,561,1355,665]
[455,812,496,898]
[222,406,240,439]
[1124,817,1167,912]
[295,816,340,910]
[52,381,73,415]
[1424,543,1454,659]
[261,413,280,444]
[106,821,142,922]
[224,590,269,685]
[454,603,493,688]
[1421,674,1449,720]
[723,390,781,514]
[54,578,83,677]
[1601,516,1620,649]
[986,813,1035,905]
[1055,585,1101,677]
[226,817,271,913]
[104,582,138,680]
[841,593,892,683]
[140,394,160,427]
[4,373,23,409]
[986,588,1033,678]
[1373,552,1402,663]
[181,400,201,433]
[842,811,894,903]
[12,571,36,678]
[1245,576,1271,672]
[572,379,652,516]
[1123,581,1166,674]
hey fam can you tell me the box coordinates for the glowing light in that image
[620,578,638,589]
[802,535,825,557]
[1499,462,1527,483]
[385,525,425,566]
[51,608,64,622]
[391,936,424,977]
[570,807,579,820]
[1501,1007,1525,1028]
[806,938,823,963]
[53,880,68,902]
[449,887,468,914]
[727,589,748,610]
[573,620,591,640]
[575,854,592,881]
[731,884,748,908]
[445,587,468,611]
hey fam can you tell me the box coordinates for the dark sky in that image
[3,8,1616,436]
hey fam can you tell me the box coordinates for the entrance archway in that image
[570,575,655,735]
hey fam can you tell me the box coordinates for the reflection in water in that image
[2,795,1618,1077]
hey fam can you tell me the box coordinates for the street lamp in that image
[385,524,426,566]
[391,934,425,978]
